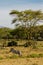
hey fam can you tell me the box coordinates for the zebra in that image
[9,48,22,56]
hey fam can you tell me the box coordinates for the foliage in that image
[0,27,12,39]
[10,10,43,41]
[10,25,43,40]
[24,40,37,48]
[7,41,18,46]
[24,41,31,47]
[0,25,43,41]
[10,27,28,39]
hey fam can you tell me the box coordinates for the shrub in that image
[24,40,37,48]
[7,41,18,47]
[24,41,31,47]
[31,40,37,49]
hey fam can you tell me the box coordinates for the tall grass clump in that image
[0,56,3,60]
[27,53,43,58]
[32,63,38,65]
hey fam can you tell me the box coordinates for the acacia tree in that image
[10,10,43,40]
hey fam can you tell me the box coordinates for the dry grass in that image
[0,58,43,65]
[0,40,43,65]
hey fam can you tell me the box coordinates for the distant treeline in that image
[0,25,43,41]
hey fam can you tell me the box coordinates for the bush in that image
[24,41,31,47]
[31,40,37,49]
[7,41,18,47]
[24,40,37,48]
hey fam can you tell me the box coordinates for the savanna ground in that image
[0,39,43,65]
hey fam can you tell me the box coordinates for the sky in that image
[0,0,43,28]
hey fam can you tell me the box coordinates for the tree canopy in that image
[10,10,43,25]
[10,10,43,40]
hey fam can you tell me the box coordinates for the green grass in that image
[0,57,3,60]
[27,53,43,58]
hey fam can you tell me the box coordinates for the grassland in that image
[0,40,43,65]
